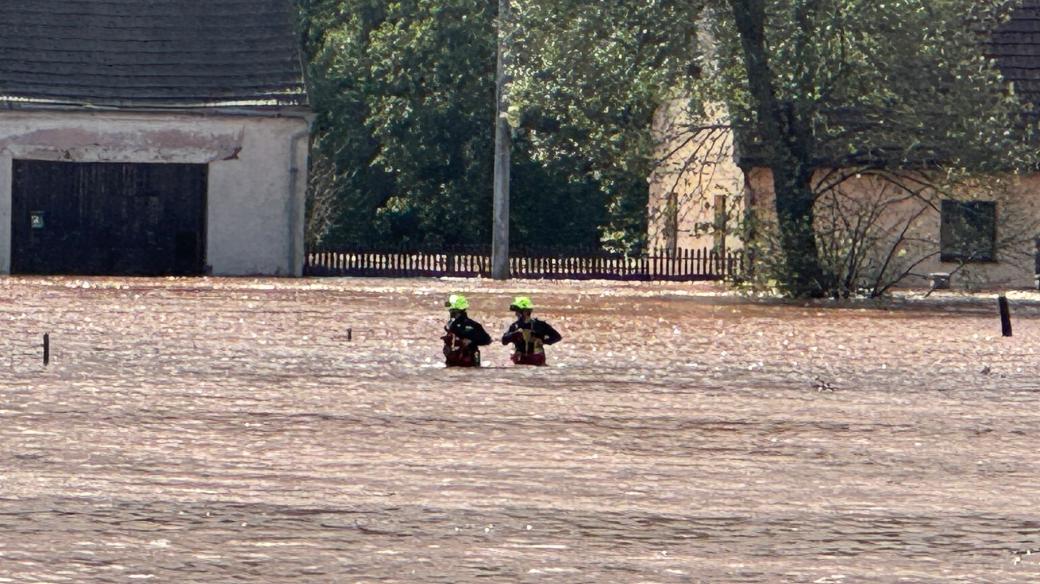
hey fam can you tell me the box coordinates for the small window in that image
[940,200,996,262]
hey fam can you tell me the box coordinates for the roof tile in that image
[988,1,1040,106]
[0,0,308,109]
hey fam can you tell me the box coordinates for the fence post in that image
[999,295,1013,337]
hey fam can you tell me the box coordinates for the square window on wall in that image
[940,200,996,262]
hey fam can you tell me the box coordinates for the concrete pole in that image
[491,0,511,280]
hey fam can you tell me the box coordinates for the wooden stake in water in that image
[998,296,1013,337]
[347,328,353,342]
[43,333,50,366]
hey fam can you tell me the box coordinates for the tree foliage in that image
[714,0,1035,296]
[509,0,703,251]
[298,0,700,251]
[300,0,492,246]
[298,0,1033,291]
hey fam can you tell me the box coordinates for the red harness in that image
[443,333,481,367]
[510,327,547,366]
[511,352,546,366]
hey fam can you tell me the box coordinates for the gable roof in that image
[988,0,1040,109]
[0,0,308,110]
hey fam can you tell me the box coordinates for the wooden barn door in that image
[11,161,207,275]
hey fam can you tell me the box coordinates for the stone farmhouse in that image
[0,0,311,276]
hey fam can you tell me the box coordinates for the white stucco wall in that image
[0,109,310,276]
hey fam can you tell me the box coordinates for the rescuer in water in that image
[501,296,562,366]
[442,294,492,367]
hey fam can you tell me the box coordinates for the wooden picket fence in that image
[305,245,743,282]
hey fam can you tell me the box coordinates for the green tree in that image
[299,0,394,244]
[716,0,1033,296]
[509,0,704,252]
[300,0,495,246]
[297,0,701,251]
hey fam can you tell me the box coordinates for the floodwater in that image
[1,276,1039,583]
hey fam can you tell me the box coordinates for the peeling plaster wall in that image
[0,110,309,276]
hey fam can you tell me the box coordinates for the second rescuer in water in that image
[501,296,562,366]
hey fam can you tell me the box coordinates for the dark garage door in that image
[11,160,207,276]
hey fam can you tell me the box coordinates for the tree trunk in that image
[728,0,826,297]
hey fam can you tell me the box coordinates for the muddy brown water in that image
[1,277,1039,582]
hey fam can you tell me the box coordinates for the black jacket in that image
[501,318,562,353]
[445,314,492,353]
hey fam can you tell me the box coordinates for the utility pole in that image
[491,0,512,280]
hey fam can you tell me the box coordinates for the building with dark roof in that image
[649,1,1040,290]
[987,0,1040,111]
[0,0,312,276]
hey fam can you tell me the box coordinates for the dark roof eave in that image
[0,98,314,120]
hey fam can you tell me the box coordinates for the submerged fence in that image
[305,245,743,282]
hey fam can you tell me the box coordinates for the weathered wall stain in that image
[0,126,245,163]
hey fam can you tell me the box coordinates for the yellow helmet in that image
[445,294,469,311]
[510,296,534,311]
